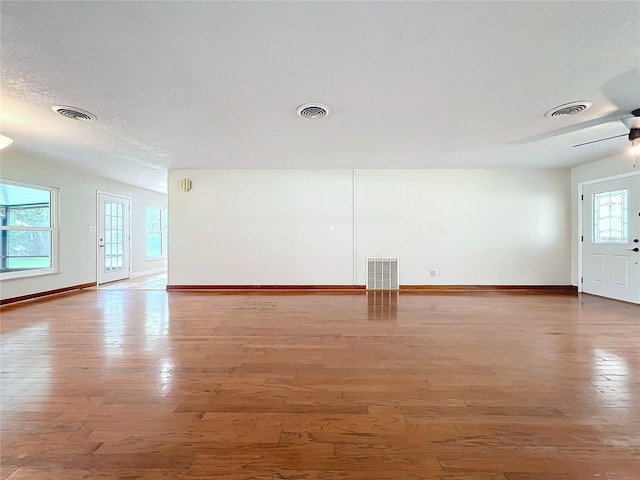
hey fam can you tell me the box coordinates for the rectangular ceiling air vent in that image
[366,257,399,290]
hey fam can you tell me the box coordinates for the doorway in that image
[580,173,640,304]
[97,192,131,284]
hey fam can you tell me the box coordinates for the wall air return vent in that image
[366,257,399,290]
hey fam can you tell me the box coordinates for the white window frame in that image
[0,179,59,280]
[145,206,167,260]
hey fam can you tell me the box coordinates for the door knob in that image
[626,247,640,252]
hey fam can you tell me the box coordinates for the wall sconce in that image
[180,178,192,192]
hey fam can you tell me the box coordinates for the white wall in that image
[0,148,167,300]
[570,154,638,286]
[169,170,354,285]
[169,168,571,286]
[355,170,570,285]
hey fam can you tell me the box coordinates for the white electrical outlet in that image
[442,225,448,232]
[329,224,335,232]
[207,225,213,232]
[430,270,440,277]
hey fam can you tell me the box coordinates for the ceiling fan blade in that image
[621,116,640,129]
[572,133,628,147]
[509,114,619,145]
[600,69,640,112]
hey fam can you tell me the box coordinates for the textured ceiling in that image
[1,1,639,193]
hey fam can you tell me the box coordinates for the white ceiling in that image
[1,1,639,194]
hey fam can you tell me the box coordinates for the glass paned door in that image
[98,193,130,284]
[105,201,125,271]
[582,175,640,304]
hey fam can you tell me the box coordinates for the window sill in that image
[146,256,167,261]
[0,267,59,281]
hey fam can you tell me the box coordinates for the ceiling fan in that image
[510,71,640,150]
[572,108,640,151]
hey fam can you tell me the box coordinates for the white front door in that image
[582,175,640,304]
[97,192,131,284]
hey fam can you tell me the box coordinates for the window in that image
[146,206,167,259]
[0,180,57,278]
[592,189,628,244]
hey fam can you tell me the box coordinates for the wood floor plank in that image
[1,453,195,470]
[272,471,498,480]
[1,283,639,477]
[504,474,638,480]
[438,456,640,474]
[4,468,271,480]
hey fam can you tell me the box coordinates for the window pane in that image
[146,233,162,257]
[146,207,161,231]
[593,189,628,244]
[8,206,51,227]
[6,256,51,269]
[4,230,51,270]
[0,183,50,208]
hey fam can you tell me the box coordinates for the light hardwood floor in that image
[1,282,639,479]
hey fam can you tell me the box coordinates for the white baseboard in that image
[130,267,167,278]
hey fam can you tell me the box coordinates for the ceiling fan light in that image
[630,138,640,155]
[0,135,13,149]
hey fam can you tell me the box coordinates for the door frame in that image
[96,190,132,285]
[577,170,640,294]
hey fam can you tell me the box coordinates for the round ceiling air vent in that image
[544,101,592,119]
[51,105,97,121]
[297,103,330,119]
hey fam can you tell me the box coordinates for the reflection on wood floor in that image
[1,278,639,479]
[367,290,398,321]
[97,272,167,291]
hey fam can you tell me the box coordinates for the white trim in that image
[130,267,167,278]
[578,171,640,187]
[0,177,57,192]
[96,190,133,201]
[352,169,357,285]
[577,170,640,293]
[0,267,58,281]
[95,192,99,285]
